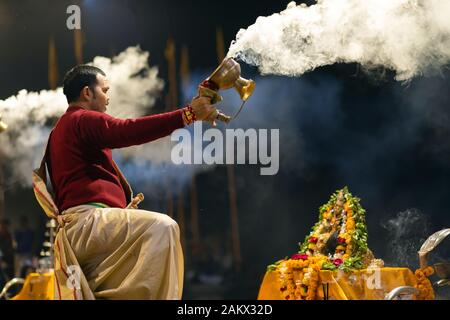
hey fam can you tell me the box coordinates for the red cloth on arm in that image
[47,106,184,212]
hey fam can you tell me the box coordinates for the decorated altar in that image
[257,188,435,300]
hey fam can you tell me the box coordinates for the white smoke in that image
[92,46,163,119]
[381,209,432,268]
[227,0,450,81]
[0,46,164,187]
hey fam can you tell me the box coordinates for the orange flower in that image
[344,201,351,212]
[414,268,435,300]
[415,270,424,278]
[423,267,434,277]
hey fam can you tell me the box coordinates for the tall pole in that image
[178,45,192,251]
[217,27,242,272]
[179,45,202,259]
[164,38,177,218]
[176,186,186,249]
[190,175,200,257]
[166,185,174,219]
[180,45,190,90]
[48,36,59,90]
[74,29,83,65]
[165,38,178,111]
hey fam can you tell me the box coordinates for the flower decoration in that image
[414,266,435,300]
[268,187,372,300]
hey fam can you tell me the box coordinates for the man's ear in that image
[80,86,92,101]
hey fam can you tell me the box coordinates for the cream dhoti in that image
[54,205,184,300]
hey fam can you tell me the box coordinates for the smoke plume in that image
[227,0,450,81]
[381,208,432,268]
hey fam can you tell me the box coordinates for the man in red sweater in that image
[46,65,217,300]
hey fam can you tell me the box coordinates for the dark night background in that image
[1,0,449,299]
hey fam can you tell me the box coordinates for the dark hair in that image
[63,65,106,103]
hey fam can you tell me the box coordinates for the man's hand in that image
[190,96,218,125]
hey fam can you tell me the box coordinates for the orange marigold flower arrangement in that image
[268,187,372,300]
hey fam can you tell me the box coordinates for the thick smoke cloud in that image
[228,0,450,81]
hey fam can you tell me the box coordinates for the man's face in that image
[88,73,110,113]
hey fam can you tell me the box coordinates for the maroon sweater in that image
[47,106,184,211]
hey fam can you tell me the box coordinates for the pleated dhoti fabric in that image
[53,205,184,300]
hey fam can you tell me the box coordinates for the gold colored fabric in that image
[32,131,59,219]
[54,205,184,300]
[12,272,55,300]
[32,168,59,219]
[258,268,418,300]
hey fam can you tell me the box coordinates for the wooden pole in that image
[176,186,186,249]
[180,45,190,92]
[163,38,177,218]
[48,36,59,90]
[227,165,241,271]
[216,27,226,63]
[178,45,192,252]
[166,187,174,219]
[74,29,83,65]
[190,175,200,256]
[164,38,178,110]
[217,27,242,272]
[180,45,201,258]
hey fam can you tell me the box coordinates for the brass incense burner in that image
[386,228,450,299]
[419,228,450,286]
[199,57,255,124]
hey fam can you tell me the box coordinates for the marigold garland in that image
[275,256,326,300]
[414,266,435,300]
